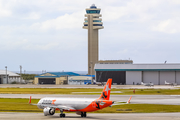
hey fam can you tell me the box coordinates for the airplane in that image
[141,82,154,87]
[165,81,177,86]
[29,78,132,118]
[165,81,173,85]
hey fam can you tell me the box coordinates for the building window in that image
[93,24,102,26]
[86,10,100,14]
[93,20,101,22]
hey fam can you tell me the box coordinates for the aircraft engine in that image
[76,111,81,115]
[43,107,55,116]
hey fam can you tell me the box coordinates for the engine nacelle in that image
[43,107,55,116]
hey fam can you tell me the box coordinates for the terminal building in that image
[95,63,180,85]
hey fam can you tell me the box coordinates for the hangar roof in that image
[47,72,79,76]
[83,75,95,77]
[35,72,80,78]
[95,63,180,71]
[0,70,20,76]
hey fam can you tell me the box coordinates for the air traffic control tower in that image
[83,4,104,75]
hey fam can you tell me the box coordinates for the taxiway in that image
[1,112,180,120]
[0,94,180,105]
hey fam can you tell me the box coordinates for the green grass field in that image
[1,98,180,113]
[1,88,180,95]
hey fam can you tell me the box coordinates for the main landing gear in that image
[81,112,86,117]
[60,113,65,118]
[59,109,65,118]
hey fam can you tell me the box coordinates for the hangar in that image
[34,72,80,85]
[0,70,20,84]
[95,63,180,85]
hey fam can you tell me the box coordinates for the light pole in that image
[20,65,22,83]
[5,66,8,84]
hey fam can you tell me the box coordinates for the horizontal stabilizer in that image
[112,96,132,106]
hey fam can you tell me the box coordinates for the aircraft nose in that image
[37,101,42,109]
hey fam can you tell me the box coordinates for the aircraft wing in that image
[37,104,76,111]
[56,105,76,111]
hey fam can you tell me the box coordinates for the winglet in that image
[98,78,112,100]
[127,96,132,104]
[29,96,31,104]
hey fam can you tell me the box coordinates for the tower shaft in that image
[88,15,98,75]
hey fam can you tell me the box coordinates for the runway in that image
[1,94,180,105]
[1,112,180,120]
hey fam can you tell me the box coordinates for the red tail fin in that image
[98,78,112,100]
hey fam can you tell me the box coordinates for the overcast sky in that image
[0,0,180,72]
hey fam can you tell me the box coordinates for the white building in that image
[0,70,20,84]
[95,63,180,85]
[68,76,93,85]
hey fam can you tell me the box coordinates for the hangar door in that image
[176,72,180,84]
[126,71,142,85]
[142,71,159,85]
[96,71,126,85]
[160,72,175,85]
[0,78,1,84]
[38,78,56,84]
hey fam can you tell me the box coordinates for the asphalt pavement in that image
[0,94,180,105]
[1,112,180,120]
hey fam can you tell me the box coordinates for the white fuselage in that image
[37,97,96,110]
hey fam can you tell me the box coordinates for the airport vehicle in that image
[29,78,131,118]
[141,82,154,87]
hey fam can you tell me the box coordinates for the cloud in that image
[23,12,41,20]
[31,11,84,31]
[152,18,180,34]
[0,0,180,71]
[0,38,60,51]
[102,0,161,22]
[0,1,11,17]
[172,0,180,4]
